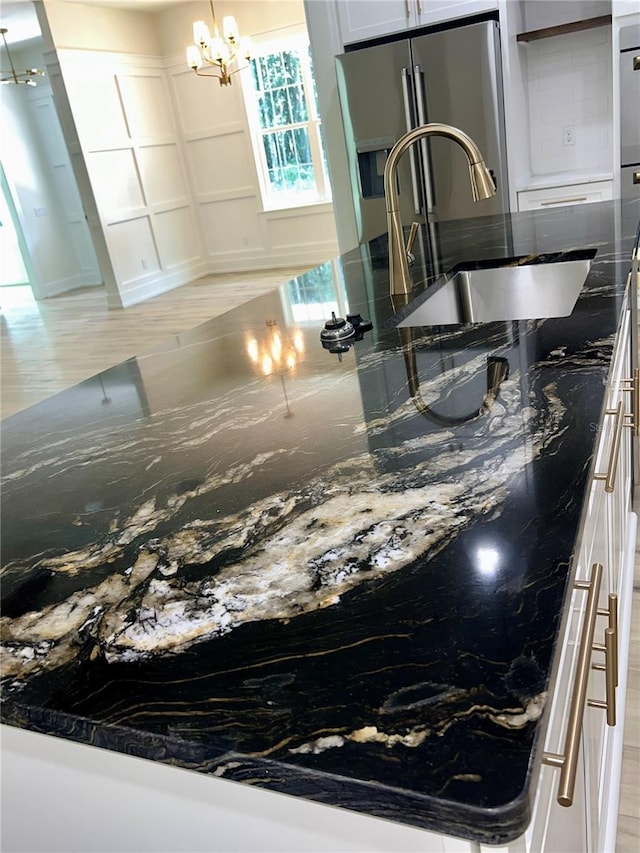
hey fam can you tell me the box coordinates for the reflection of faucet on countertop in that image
[394,285,509,427]
[384,123,496,297]
[399,323,510,427]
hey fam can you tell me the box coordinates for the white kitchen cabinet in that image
[517,181,614,211]
[525,290,637,853]
[581,289,636,853]
[335,0,498,45]
[335,0,417,42]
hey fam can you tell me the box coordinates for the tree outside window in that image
[243,32,330,210]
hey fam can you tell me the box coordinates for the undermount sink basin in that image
[397,249,596,327]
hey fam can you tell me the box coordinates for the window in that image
[242,30,330,210]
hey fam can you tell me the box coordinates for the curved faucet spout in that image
[384,123,496,296]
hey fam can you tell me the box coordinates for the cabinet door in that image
[336,0,416,44]
[416,0,498,27]
[516,182,614,212]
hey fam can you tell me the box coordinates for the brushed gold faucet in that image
[384,123,496,296]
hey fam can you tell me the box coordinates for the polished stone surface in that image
[1,200,639,845]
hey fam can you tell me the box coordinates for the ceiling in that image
[0,0,180,45]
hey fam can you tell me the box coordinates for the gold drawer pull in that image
[540,196,588,206]
[543,563,603,806]
[594,401,624,492]
[622,368,639,436]
[591,594,618,726]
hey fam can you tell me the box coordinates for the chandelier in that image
[1,28,44,86]
[186,1,251,86]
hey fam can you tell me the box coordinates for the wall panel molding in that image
[57,47,205,307]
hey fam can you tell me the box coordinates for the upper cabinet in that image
[519,0,610,32]
[335,0,498,45]
[335,0,415,42]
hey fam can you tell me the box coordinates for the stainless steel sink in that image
[397,249,596,327]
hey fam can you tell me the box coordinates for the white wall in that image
[0,40,101,298]
[55,47,206,307]
[39,0,339,308]
[525,25,613,176]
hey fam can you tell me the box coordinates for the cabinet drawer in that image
[517,181,613,211]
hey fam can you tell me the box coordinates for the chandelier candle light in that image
[1,28,44,86]
[186,1,251,85]
[246,320,305,418]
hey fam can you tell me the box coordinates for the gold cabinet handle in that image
[591,593,618,726]
[540,196,588,206]
[543,566,618,806]
[622,368,640,436]
[404,0,410,17]
[543,563,603,807]
[594,401,625,491]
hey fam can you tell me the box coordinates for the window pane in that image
[272,86,290,126]
[262,128,316,194]
[293,128,311,166]
[251,59,260,90]
[258,56,270,89]
[283,51,301,84]
[287,84,308,123]
[257,92,270,129]
[262,134,277,170]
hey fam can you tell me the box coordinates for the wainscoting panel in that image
[107,216,160,283]
[186,132,257,197]
[154,207,202,269]
[170,67,247,135]
[200,196,266,257]
[137,144,188,207]
[88,148,145,217]
[117,72,176,139]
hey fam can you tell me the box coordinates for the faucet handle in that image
[406,221,419,267]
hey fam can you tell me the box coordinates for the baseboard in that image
[39,274,103,298]
[205,245,338,275]
[117,260,209,308]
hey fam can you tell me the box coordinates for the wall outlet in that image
[34,207,47,217]
[563,126,575,146]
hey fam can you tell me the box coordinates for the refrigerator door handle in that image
[414,65,436,215]
[401,67,423,215]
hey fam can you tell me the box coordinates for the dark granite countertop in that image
[1,200,639,845]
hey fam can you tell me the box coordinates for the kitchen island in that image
[1,199,639,850]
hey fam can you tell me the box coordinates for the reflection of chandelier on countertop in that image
[1,28,44,86]
[246,320,305,418]
[186,0,251,86]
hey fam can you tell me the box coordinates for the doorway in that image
[0,163,32,288]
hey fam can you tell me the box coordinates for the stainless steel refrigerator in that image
[619,24,640,201]
[336,19,510,245]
